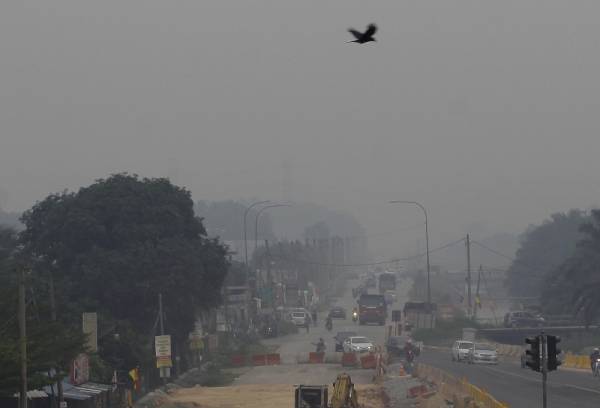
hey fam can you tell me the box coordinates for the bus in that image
[378,272,396,293]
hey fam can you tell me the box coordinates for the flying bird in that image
[347,23,378,44]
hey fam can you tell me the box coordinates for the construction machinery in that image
[294,373,359,408]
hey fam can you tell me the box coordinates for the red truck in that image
[357,294,387,325]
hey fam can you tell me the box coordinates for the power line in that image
[471,240,545,278]
[270,237,466,267]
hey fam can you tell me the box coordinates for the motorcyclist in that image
[352,307,359,322]
[403,339,417,363]
[312,338,326,353]
[590,347,600,372]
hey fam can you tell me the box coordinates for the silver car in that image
[452,340,474,362]
[468,343,499,365]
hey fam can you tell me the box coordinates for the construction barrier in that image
[252,354,268,366]
[230,355,246,367]
[360,353,376,369]
[266,353,281,365]
[563,352,589,369]
[415,363,508,408]
[250,353,281,366]
[341,352,358,367]
[309,352,325,364]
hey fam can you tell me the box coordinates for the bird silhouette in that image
[347,23,378,44]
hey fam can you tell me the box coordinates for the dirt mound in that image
[161,383,384,408]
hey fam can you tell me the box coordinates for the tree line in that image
[505,209,600,324]
[0,174,230,395]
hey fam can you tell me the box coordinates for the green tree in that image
[541,210,600,323]
[505,210,587,298]
[20,174,229,372]
[0,227,86,396]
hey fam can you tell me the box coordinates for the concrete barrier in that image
[415,363,508,408]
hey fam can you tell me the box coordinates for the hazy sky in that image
[2,1,600,258]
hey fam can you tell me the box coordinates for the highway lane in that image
[419,349,600,407]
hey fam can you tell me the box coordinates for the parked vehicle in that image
[357,294,386,325]
[334,331,357,352]
[468,343,498,364]
[451,340,474,362]
[329,306,347,320]
[504,311,545,328]
[290,311,310,328]
[343,336,374,353]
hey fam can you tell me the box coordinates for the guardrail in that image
[415,363,509,408]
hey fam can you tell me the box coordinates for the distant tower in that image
[281,160,293,202]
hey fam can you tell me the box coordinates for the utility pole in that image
[466,234,472,318]
[473,265,482,319]
[48,268,65,408]
[18,267,28,408]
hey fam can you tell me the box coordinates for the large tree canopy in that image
[20,174,229,368]
[541,210,600,323]
[505,210,586,298]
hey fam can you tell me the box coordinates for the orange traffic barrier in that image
[252,354,268,366]
[230,355,246,367]
[360,353,376,369]
[309,352,325,364]
[341,352,358,367]
[266,353,281,365]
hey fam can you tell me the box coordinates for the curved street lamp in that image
[389,200,431,306]
[243,200,270,267]
[254,204,292,255]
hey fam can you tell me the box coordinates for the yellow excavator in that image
[294,373,359,408]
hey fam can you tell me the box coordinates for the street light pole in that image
[243,201,270,268]
[389,200,431,306]
[254,204,291,256]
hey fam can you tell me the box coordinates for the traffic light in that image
[525,336,541,372]
[547,335,562,371]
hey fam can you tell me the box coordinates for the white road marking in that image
[484,366,600,395]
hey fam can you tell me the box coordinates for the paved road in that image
[237,276,412,385]
[419,349,600,407]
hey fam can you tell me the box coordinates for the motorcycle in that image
[593,358,600,376]
[352,311,358,323]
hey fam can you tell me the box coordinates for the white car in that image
[468,343,499,365]
[290,311,310,327]
[343,336,374,353]
[451,340,474,362]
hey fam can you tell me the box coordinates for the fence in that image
[415,363,509,408]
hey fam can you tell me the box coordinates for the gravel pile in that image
[382,363,424,408]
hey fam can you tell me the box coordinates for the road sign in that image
[155,335,172,368]
[155,335,171,357]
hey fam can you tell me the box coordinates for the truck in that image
[357,293,386,325]
[378,272,396,294]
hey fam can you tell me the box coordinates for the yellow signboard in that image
[156,355,173,368]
